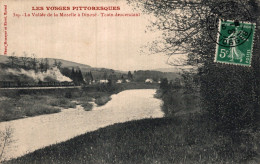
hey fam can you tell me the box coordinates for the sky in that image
[0,0,186,71]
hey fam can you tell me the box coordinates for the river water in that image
[0,89,164,160]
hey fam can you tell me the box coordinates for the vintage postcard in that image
[0,0,259,163]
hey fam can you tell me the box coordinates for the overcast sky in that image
[0,0,185,71]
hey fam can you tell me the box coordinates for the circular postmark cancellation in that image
[206,1,256,66]
[206,1,254,47]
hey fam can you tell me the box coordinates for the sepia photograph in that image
[0,0,259,163]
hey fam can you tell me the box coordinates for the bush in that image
[95,96,111,106]
[200,65,260,133]
[81,102,93,111]
[159,76,200,117]
[154,89,163,99]
[0,101,23,121]
[49,98,76,109]
[24,104,60,116]
[0,98,61,122]
[161,90,185,116]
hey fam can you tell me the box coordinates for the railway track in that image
[0,86,81,90]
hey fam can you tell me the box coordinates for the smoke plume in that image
[6,67,72,82]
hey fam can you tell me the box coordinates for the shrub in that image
[49,98,76,109]
[0,101,23,121]
[95,96,111,106]
[81,102,93,111]
[161,90,184,116]
[24,104,60,116]
[0,98,61,121]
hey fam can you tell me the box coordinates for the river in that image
[0,89,164,160]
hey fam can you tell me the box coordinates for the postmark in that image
[206,1,254,45]
[214,20,255,66]
[205,1,256,66]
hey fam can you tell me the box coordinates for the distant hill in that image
[153,66,195,73]
[133,70,179,82]
[0,55,128,73]
[0,55,92,72]
[0,55,180,82]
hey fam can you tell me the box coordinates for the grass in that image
[0,88,110,121]
[0,96,61,122]
[0,89,79,122]
[5,113,260,164]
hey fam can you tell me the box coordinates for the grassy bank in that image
[0,82,159,122]
[0,89,78,122]
[5,113,259,164]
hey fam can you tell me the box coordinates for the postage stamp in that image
[214,20,255,66]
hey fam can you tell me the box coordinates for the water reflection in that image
[0,89,163,160]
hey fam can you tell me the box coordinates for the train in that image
[0,81,76,88]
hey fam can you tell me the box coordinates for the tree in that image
[85,71,94,84]
[75,69,79,84]
[160,78,168,92]
[53,59,58,67]
[103,72,107,80]
[78,69,84,83]
[21,52,29,69]
[29,53,38,71]
[53,59,62,69]
[44,58,49,71]
[127,71,133,80]
[71,68,84,85]
[129,0,260,133]
[7,52,19,67]
[39,59,45,72]
[61,67,71,79]
[90,71,94,81]
[71,68,76,82]
[0,127,13,162]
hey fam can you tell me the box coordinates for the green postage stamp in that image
[214,20,255,66]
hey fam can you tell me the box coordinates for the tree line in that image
[129,0,260,162]
[5,52,63,73]
[131,0,259,133]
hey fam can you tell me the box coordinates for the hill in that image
[0,55,91,72]
[0,55,179,82]
[153,66,195,73]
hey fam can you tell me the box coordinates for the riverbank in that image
[0,89,163,161]
[6,112,259,164]
[0,82,158,122]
